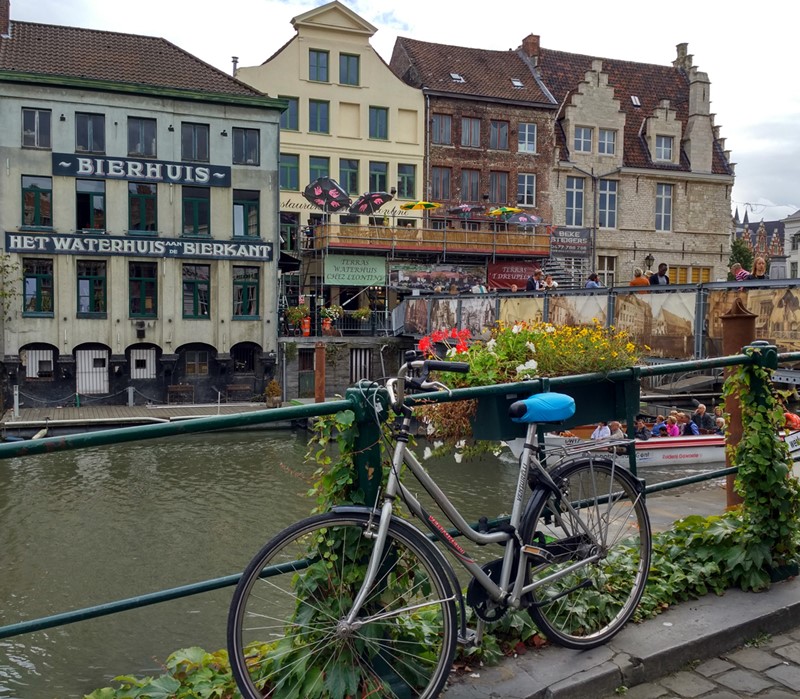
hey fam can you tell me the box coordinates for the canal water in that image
[0,430,527,699]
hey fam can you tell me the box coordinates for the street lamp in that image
[644,253,655,271]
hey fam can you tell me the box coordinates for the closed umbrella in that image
[399,200,441,211]
[487,207,523,217]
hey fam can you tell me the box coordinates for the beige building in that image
[0,2,285,404]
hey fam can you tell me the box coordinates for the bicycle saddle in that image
[509,392,576,424]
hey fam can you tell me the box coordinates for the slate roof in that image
[391,37,555,106]
[0,20,264,99]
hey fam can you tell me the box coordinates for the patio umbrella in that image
[448,204,485,216]
[506,212,542,226]
[348,191,394,215]
[487,207,523,217]
[399,200,441,211]
[302,177,352,215]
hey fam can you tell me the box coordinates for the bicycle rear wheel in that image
[523,457,651,649]
[227,511,457,699]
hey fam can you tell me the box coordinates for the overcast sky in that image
[12,0,799,222]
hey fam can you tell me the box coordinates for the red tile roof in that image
[0,21,265,99]
[391,37,556,106]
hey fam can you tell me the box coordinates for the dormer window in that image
[631,95,642,107]
[655,135,673,161]
[511,78,524,88]
[450,72,465,83]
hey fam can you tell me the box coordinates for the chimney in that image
[231,56,239,75]
[1,0,10,38]
[521,34,540,59]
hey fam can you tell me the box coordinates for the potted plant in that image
[265,379,282,408]
[351,307,371,322]
[319,304,343,321]
[285,304,310,327]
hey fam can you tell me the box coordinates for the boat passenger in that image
[666,416,680,437]
[678,412,700,436]
[591,421,611,440]
[657,426,669,437]
[651,414,667,434]
[786,411,800,431]
[715,417,726,435]
[692,404,715,434]
[634,419,651,441]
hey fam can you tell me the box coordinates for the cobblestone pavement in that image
[603,630,800,698]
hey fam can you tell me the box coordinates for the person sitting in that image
[678,412,700,436]
[634,418,652,440]
[629,268,650,287]
[608,420,625,439]
[585,272,602,288]
[591,421,611,440]
[666,415,680,437]
[691,403,715,434]
[715,417,726,435]
[657,426,669,437]
[785,410,800,431]
[651,414,667,435]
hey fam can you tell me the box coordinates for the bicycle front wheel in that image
[523,457,651,649]
[227,511,458,699]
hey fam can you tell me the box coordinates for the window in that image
[598,129,616,156]
[566,176,584,226]
[233,128,259,165]
[431,167,451,200]
[22,175,52,227]
[128,117,156,157]
[76,113,105,153]
[309,49,329,82]
[185,350,209,376]
[461,169,480,202]
[22,108,51,149]
[489,120,509,150]
[128,182,157,232]
[655,135,673,161]
[518,123,537,153]
[233,266,259,318]
[279,96,299,130]
[369,107,388,140]
[279,153,299,190]
[369,161,387,192]
[77,260,106,315]
[461,117,480,147]
[182,186,210,236]
[517,173,536,206]
[182,264,210,319]
[655,183,672,231]
[23,258,53,314]
[181,122,209,162]
[309,100,330,134]
[233,190,259,237]
[129,262,157,317]
[791,262,798,279]
[398,164,415,199]
[339,53,359,85]
[76,179,105,231]
[25,349,54,380]
[432,114,451,145]
[449,72,465,83]
[489,171,508,203]
[672,266,712,284]
[598,256,616,287]
[339,159,359,195]
[598,179,617,228]
[574,126,592,153]
[309,156,329,181]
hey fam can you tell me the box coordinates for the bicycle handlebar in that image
[387,357,470,411]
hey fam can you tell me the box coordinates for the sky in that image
[11,0,800,222]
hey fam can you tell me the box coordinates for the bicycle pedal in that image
[458,627,482,647]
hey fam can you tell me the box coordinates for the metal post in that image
[13,385,19,418]
[315,342,326,403]
[127,386,135,407]
[345,381,389,506]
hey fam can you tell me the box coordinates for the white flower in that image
[515,359,539,377]
[446,347,458,358]
[526,341,537,354]
[512,324,523,334]
[544,324,556,333]
[486,338,497,351]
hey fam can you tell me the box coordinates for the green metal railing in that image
[1,343,798,641]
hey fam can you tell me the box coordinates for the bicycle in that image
[227,353,652,699]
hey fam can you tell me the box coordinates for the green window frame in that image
[398,164,415,199]
[369,161,388,192]
[182,264,210,319]
[309,156,329,181]
[232,127,259,165]
[21,175,52,227]
[233,265,260,318]
[76,179,106,231]
[309,100,330,134]
[369,106,389,140]
[128,182,157,233]
[128,117,157,157]
[309,49,329,82]
[22,108,51,149]
[23,258,54,316]
[279,96,299,130]
[279,153,300,190]
[181,122,209,162]
[129,261,157,318]
[233,189,260,237]
[339,53,359,86]
[182,186,210,236]
[339,158,359,195]
[77,260,107,316]
[76,112,105,153]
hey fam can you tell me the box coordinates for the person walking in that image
[585,272,602,288]
[629,268,650,287]
[649,263,670,285]
[750,256,769,280]
[730,262,750,281]
[526,269,542,291]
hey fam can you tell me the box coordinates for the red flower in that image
[430,329,446,343]
[418,336,432,352]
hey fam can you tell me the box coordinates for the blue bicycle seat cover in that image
[509,392,576,424]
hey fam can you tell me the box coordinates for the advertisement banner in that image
[550,227,591,258]
[324,254,386,286]
[487,262,538,290]
[389,262,485,292]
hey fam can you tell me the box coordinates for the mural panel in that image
[403,298,429,335]
[460,298,495,337]
[498,297,545,325]
[429,298,459,334]
[614,291,696,359]
[549,294,608,327]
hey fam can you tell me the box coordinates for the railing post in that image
[345,381,389,506]
[315,342,326,403]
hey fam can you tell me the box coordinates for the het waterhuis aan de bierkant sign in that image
[324,254,386,286]
[52,153,231,187]
[5,232,273,262]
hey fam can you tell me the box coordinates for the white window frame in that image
[656,183,673,231]
[655,135,673,161]
[598,129,616,155]
[565,176,584,226]
[598,255,616,287]
[574,126,592,153]
[598,179,617,229]
[518,123,537,153]
[517,173,536,206]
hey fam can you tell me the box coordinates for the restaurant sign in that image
[549,227,591,257]
[52,153,231,187]
[5,232,272,261]
[324,254,385,286]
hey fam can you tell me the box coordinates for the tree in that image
[727,237,754,280]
